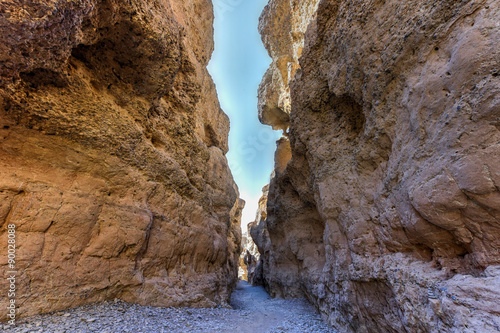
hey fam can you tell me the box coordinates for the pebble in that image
[2,281,335,333]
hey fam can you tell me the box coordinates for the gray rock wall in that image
[255,0,500,332]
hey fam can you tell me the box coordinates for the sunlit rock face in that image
[257,0,320,131]
[256,0,500,332]
[0,0,242,319]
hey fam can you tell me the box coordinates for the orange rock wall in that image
[0,0,241,319]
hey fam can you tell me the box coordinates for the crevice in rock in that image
[204,124,220,148]
[20,69,69,89]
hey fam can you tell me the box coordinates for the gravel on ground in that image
[2,281,335,332]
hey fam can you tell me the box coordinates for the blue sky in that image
[208,0,280,229]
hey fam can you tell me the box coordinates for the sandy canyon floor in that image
[3,281,334,333]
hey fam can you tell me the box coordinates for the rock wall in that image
[258,0,320,131]
[256,0,500,332]
[0,0,242,320]
[244,185,270,286]
[241,185,269,286]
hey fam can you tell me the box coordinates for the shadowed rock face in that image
[243,185,270,287]
[0,0,242,319]
[255,0,500,332]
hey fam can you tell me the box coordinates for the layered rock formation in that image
[255,0,500,332]
[0,0,242,319]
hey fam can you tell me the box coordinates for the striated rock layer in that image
[0,0,242,320]
[255,0,500,332]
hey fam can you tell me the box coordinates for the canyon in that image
[1,0,500,332]
[252,0,500,332]
[0,0,242,320]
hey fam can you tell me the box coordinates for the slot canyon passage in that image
[0,0,499,332]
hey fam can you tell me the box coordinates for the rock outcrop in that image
[0,0,242,320]
[246,185,270,287]
[257,0,320,131]
[241,185,270,286]
[256,0,500,332]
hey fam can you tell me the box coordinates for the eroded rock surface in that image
[256,0,500,332]
[0,0,241,320]
[257,0,320,131]
[240,185,269,286]
[244,185,270,286]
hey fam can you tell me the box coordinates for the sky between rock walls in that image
[208,0,281,231]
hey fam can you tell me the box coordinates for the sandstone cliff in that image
[240,185,269,286]
[0,0,242,319]
[255,0,500,332]
[242,185,270,286]
[258,0,320,131]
